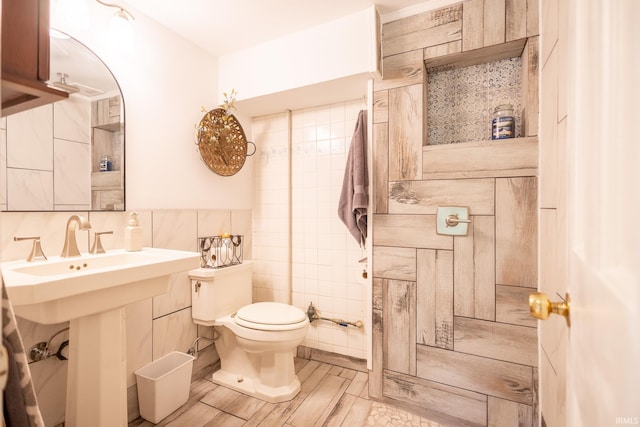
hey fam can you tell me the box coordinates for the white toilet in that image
[189,261,309,403]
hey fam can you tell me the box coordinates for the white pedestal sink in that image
[1,248,200,427]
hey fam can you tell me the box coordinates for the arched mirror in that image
[0,30,125,211]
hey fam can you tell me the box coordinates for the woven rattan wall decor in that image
[196,108,255,176]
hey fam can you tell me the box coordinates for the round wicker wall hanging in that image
[196,108,255,176]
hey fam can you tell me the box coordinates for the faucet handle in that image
[14,236,47,262]
[90,231,113,254]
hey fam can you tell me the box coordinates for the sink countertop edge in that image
[2,248,200,307]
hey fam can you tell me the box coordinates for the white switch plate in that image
[436,206,470,236]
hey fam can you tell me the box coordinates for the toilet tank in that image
[189,261,253,325]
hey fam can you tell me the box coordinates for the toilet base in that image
[211,368,301,403]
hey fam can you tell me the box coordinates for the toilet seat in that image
[235,302,308,331]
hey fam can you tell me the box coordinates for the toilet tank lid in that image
[188,261,253,280]
[237,302,307,325]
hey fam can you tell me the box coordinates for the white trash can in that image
[135,351,195,424]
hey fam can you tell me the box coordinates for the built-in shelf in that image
[93,122,123,132]
[91,171,123,190]
[422,137,538,180]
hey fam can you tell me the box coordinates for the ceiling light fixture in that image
[51,73,80,94]
[96,0,136,52]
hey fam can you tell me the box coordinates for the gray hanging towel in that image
[338,110,368,247]
[2,283,45,427]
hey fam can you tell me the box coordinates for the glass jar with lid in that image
[99,155,113,172]
[491,104,515,140]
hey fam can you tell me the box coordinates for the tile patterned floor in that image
[367,402,444,427]
[129,358,444,427]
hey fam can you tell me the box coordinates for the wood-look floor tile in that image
[164,402,221,426]
[345,371,368,396]
[287,374,349,427]
[202,410,246,427]
[338,368,357,380]
[359,377,370,399]
[329,365,344,375]
[339,396,372,426]
[255,396,304,427]
[296,360,322,383]
[323,393,357,427]
[128,419,153,427]
[294,357,309,373]
[297,362,333,399]
[129,359,448,427]
[240,401,276,427]
[200,385,266,420]
[152,378,218,426]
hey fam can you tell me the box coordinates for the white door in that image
[565,0,640,425]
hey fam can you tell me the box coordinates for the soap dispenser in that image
[125,212,143,251]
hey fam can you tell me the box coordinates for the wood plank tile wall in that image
[371,1,539,425]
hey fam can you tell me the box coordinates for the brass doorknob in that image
[528,292,571,327]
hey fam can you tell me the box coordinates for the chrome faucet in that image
[60,215,92,257]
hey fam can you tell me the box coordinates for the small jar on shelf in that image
[99,155,113,172]
[491,104,515,140]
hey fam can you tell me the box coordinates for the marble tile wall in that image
[252,100,368,360]
[0,208,252,425]
[0,96,92,211]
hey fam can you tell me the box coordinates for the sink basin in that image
[2,247,200,427]
[2,247,200,324]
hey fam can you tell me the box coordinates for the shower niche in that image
[421,39,539,180]
[427,57,523,145]
[424,38,537,146]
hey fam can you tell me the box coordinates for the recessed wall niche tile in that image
[427,56,523,144]
[488,57,522,88]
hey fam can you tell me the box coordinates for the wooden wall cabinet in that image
[1,0,68,117]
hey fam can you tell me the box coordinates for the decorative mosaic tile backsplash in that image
[427,57,523,145]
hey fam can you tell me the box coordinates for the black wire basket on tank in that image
[198,235,243,268]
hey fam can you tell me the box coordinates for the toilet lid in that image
[236,302,307,326]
